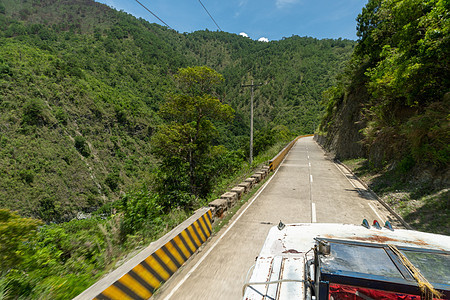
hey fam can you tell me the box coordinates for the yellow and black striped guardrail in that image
[76,136,312,300]
[269,134,314,171]
[74,208,213,300]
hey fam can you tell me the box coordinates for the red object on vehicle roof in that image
[330,284,422,300]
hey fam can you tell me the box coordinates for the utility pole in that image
[242,80,263,164]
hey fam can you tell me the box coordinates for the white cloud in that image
[239,0,248,7]
[275,0,300,9]
[258,37,269,42]
[235,0,248,17]
[239,32,249,38]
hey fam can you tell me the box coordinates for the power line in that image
[197,0,222,31]
[134,0,172,30]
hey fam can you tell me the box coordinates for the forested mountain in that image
[0,0,354,220]
[2,0,447,298]
[0,1,357,297]
[319,0,448,233]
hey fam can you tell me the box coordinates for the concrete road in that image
[152,136,402,300]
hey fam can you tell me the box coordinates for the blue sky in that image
[95,0,367,41]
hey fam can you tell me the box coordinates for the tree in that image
[152,66,234,207]
[355,0,382,59]
[323,0,449,168]
[22,98,47,126]
[365,0,449,107]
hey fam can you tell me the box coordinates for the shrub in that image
[120,189,162,237]
[54,107,68,125]
[22,99,47,126]
[19,169,34,184]
[74,135,90,157]
[0,209,42,271]
[38,197,60,222]
[105,172,120,191]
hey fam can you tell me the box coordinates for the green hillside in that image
[319,0,449,234]
[0,0,355,220]
[0,1,357,297]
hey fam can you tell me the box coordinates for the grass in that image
[384,189,449,235]
[342,158,450,235]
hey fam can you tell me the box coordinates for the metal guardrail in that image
[74,208,213,300]
[75,135,313,300]
[269,134,313,171]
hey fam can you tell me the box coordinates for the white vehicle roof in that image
[243,223,450,300]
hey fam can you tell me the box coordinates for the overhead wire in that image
[134,0,172,30]
[197,0,222,31]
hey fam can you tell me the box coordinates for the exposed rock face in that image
[316,84,368,160]
[316,85,449,189]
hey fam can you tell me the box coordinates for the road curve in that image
[152,136,401,300]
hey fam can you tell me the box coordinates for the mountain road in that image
[152,136,402,300]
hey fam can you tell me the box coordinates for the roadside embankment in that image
[315,134,449,236]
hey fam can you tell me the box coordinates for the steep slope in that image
[317,82,368,159]
[0,0,355,220]
[0,1,360,298]
[0,1,179,220]
[318,0,449,234]
[320,0,449,171]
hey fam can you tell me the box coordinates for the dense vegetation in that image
[322,0,448,168]
[0,0,355,298]
[320,0,449,233]
[0,0,354,220]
